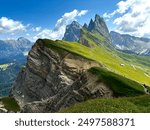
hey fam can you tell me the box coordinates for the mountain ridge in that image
[0,37,33,63]
[63,14,112,45]
[110,31,150,56]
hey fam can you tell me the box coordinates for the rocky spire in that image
[83,23,88,30]
[87,14,111,42]
[88,19,94,32]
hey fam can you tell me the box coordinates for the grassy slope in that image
[88,67,144,97]
[61,95,150,113]
[43,36,150,87]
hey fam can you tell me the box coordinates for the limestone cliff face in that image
[11,39,114,112]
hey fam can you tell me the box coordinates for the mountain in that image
[63,21,82,42]
[63,14,112,46]
[0,37,33,64]
[0,37,33,97]
[11,39,147,113]
[1,14,150,113]
[87,14,111,43]
[110,31,150,56]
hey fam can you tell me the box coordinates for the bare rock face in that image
[63,21,82,42]
[88,14,111,43]
[22,72,113,113]
[11,39,114,112]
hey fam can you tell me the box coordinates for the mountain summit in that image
[63,21,82,42]
[87,14,111,42]
[63,14,111,44]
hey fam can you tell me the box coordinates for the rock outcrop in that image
[11,39,114,112]
[63,14,112,46]
[22,72,113,113]
[87,14,112,43]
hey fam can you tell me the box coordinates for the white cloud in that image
[116,0,136,14]
[34,9,88,40]
[0,17,26,33]
[78,10,88,16]
[104,0,150,38]
[32,26,42,32]
[103,0,136,19]
[33,29,52,40]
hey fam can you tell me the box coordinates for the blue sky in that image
[0,0,119,27]
[0,0,150,41]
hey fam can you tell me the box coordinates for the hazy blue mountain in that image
[110,31,150,56]
[0,37,33,64]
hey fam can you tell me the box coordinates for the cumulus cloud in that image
[0,17,26,33]
[103,0,136,19]
[104,0,150,38]
[34,9,88,40]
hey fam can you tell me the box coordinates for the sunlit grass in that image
[43,38,150,86]
[61,95,150,113]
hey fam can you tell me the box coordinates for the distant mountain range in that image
[110,31,150,56]
[0,37,33,64]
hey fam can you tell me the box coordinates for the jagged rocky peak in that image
[63,14,112,44]
[88,19,94,31]
[83,23,88,29]
[63,21,82,42]
[87,14,111,42]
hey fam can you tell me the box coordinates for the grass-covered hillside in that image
[88,67,145,97]
[61,66,148,113]
[43,35,150,87]
[61,95,150,113]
